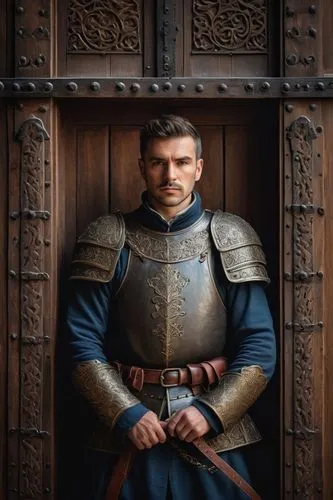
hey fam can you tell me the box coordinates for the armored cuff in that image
[198,365,267,432]
[73,360,140,429]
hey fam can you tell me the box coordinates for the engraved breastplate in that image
[111,211,227,368]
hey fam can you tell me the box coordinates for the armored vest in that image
[111,211,227,368]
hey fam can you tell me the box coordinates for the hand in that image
[128,411,167,450]
[166,406,211,442]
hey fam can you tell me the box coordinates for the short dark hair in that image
[140,114,202,159]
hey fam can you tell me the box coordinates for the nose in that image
[164,161,177,181]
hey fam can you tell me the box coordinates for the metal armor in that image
[70,209,269,454]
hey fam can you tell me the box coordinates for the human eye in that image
[177,158,190,166]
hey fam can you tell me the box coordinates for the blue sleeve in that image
[224,282,276,379]
[194,280,276,432]
[66,249,148,430]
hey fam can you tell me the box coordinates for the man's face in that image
[139,136,203,217]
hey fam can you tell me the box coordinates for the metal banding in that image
[1,78,333,99]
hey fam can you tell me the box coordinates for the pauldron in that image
[211,210,270,284]
[70,212,125,283]
[73,360,140,429]
[198,365,268,431]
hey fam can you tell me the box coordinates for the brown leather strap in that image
[192,438,262,500]
[105,444,137,500]
[113,356,228,391]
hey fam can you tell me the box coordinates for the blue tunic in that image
[66,193,276,500]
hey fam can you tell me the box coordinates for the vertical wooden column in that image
[7,1,57,499]
[282,1,325,498]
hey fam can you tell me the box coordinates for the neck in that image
[148,193,193,221]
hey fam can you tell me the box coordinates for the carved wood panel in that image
[284,108,324,499]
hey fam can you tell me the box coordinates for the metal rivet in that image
[285,6,295,17]
[43,82,53,92]
[26,82,36,92]
[309,5,316,14]
[178,84,186,92]
[66,81,78,92]
[150,83,159,93]
[303,83,311,91]
[44,487,51,494]
[163,82,172,91]
[309,27,317,38]
[9,270,16,278]
[316,81,325,91]
[12,82,21,91]
[286,53,298,66]
[35,55,45,66]
[10,333,17,341]
[16,103,24,110]
[116,82,126,92]
[9,211,20,220]
[39,9,47,16]
[281,82,291,93]
[260,81,270,91]
[44,240,50,246]
[316,125,323,134]
[39,105,48,113]
[294,154,300,161]
[145,65,151,70]
[0,81,4,92]
[19,56,28,66]
[16,5,24,14]
[90,81,100,92]
[130,83,140,93]
[17,28,24,37]
[45,159,50,165]
[285,104,293,113]
[295,83,301,90]
[195,84,204,92]
[309,103,317,111]
[218,83,228,93]
[244,83,254,92]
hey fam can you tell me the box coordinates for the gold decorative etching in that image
[67,0,141,53]
[148,265,190,364]
[199,365,267,431]
[126,228,210,263]
[211,211,269,283]
[73,360,139,428]
[78,213,125,249]
[70,213,125,282]
[192,0,267,54]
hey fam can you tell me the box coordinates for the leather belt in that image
[193,438,262,500]
[106,438,261,500]
[113,356,228,392]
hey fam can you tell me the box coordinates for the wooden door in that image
[0,1,332,499]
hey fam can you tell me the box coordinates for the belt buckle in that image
[159,368,182,388]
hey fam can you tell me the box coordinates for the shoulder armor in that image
[211,210,270,284]
[70,212,125,283]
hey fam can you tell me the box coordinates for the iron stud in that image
[66,81,78,92]
[130,83,140,93]
[116,82,126,92]
[150,83,159,92]
[195,84,204,92]
[90,81,100,92]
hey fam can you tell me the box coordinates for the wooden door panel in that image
[76,126,110,234]
[224,126,250,218]
[110,127,144,212]
[196,125,224,211]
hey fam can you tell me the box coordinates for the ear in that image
[195,159,203,182]
[138,159,146,180]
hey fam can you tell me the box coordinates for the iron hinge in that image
[9,427,50,437]
[285,321,324,332]
[284,271,323,281]
[286,204,324,215]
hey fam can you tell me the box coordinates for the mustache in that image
[159,182,182,189]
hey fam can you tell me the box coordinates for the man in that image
[66,115,276,499]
